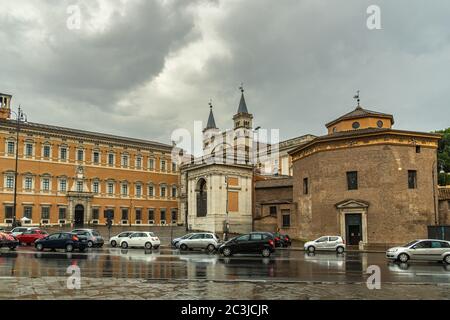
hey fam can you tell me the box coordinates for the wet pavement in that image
[0,247,449,299]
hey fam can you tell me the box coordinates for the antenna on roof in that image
[353,90,361,108]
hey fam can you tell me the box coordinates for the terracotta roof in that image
[255,176,293,189]
[326,106,394,128]
[439,187,450,201]
[288,128,442,156]
[0,119,172,151]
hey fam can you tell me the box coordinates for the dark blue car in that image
[35,232,87,252]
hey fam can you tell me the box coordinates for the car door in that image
[188,234,202,248]
[249,233,264,253]
[234,234,251,253]
[327,236,339,249]
[410,241,432,260]
[429,241,447,261]
[128,233,141,246]
[315,237,329,250]
[45,233,61,249]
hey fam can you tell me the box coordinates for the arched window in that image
[196,178,207,217]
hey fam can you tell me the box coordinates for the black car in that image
[35,232,87,252]
[218,232,275,257]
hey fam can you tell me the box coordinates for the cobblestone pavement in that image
[1,277,450,300]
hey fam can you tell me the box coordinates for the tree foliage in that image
[435,127,450,186]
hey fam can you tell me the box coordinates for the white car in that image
[109,231,139,247]
[119,232,161,250]
[11,227,39,237]
[386,239,450,264]
[304,236,346,254]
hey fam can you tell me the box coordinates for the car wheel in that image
[87,241,94,248]
[207,244,215,252]
[222,247,232,257]
[336,246,345,254]
[65,244,74,253]
[444,255,450,265]
[307,246,315,253]
[110,240,117,247]
[121,242,128,249]
[36,243,44,251]
[262,248,271,257]
[398,253,409,263]
[144,242,152,250]
[180,244,188,251]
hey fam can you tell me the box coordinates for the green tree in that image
[435,127,450,186]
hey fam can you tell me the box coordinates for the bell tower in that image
[233,85,253,163]
[0,93,12,120]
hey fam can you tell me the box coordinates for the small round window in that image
[377,120,384,128]
[352,122,360,129]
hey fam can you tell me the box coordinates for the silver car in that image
[304,236,346,254]
[386,239,450,264]
[177,233,220,252]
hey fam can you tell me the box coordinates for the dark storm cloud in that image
[0,0,449,144]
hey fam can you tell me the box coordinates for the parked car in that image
[119,232,160,250]
[304,236,345,254]
[16,229,48,245]
[109,231,139,247]
[172,233,195,248]
[218,232,275,257]
[71,229,104,248]
[386,239,450,264]
[10,227,39,238]
[35,232,87,252]
[177,233,220,252]
[0,232,19,250]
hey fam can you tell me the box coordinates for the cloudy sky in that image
[0,0,449,145]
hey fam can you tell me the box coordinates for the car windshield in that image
[403,240,419,247]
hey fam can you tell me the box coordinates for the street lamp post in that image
[11,107,27,229]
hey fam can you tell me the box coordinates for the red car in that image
[16,229,48,245]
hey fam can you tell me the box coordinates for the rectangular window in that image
[58,207,66,220]
[121,208,129,220]
[6,176,14,189]
[122,155,128,167]
[7,141,15,155]
[104,209,114,219]
[77,181,83,192]
[93,182,99,194]
[92,208,99,220]
[5,206,13,219]
[148,185,154,197]
[136,157,142,169]
[269,206,277,216]
[303,178,309,195]
[121,184,128,196]
[172,186,177,198]
[149,159,155,170]
[160,209,166,221]
[136,185,142,197]
[160,186,166,198]
[416,146,421,153]
[172,162,177,172]
[24,177,33,190]
[60,147,67,160]
[25,143,33,157]
[408,170,417,189]
[43,145,51,158]
[347,171,358,190]
[282,211,291,227]
[171,209,177,222]
[108,153,114,166]
[161,160,166,171]
[77,149,84,161]
[59,179,67,192]
[24,207,32,219]
[108,183,114,195]
[93,152,100,164]
[41,207,50,220]
[42,178,50,191]
[148,209,155,221]
[135,209,142,221]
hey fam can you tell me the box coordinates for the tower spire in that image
[237,83,249,114]
[205,99,217,130]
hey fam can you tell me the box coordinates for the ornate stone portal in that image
[67,165,94,226]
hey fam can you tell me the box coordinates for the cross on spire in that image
[239,83,244,93]
[353,90,361,108]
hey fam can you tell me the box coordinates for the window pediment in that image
[335,199,369,209]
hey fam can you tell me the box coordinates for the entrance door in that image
[74,205,85,226]
[345,214,362,245]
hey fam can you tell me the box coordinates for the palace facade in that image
[0,93,179,227]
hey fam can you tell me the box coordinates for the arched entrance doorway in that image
[196,178,207,217]
[74,204,85,226]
